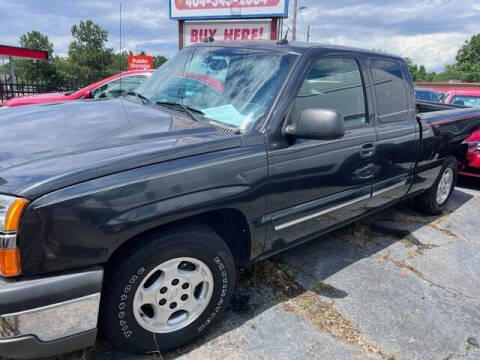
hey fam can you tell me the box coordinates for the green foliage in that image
[66,20,114,83]
[405,57,436,82]
[15,30,57,83]
[153,55,167,68]
[455,34,480,82]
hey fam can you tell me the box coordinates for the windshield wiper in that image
[155,101,204,122]
[125,91,149,104]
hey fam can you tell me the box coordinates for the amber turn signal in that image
[5,198,28,231]
[0,248,21,277]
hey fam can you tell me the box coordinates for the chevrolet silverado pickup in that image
[1,41,480,359]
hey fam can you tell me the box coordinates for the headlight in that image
[0,195,28,277]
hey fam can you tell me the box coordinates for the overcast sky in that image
[0,0,479,72]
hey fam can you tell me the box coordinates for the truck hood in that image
[0,99,241,198]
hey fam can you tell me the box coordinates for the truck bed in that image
[417,101,480,140]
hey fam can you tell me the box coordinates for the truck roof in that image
[191,40,404,61]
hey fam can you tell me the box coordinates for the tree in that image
[455,34,480,82]
[67,20,114,83]
[15,31,57,82]
[153,55,167,68]
[405,57,437,82]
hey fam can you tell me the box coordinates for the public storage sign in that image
[184,20,271,47]
[170,0,288,19]
[127,55,154,70]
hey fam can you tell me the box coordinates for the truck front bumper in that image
[0,266,103,359]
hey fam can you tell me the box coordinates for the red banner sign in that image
[170,0,288,19]
[175,0,280,10]
[127,55,153,70]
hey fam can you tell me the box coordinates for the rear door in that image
[367,59,418,208]
[264,54,377,249]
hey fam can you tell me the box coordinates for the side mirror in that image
[83,91,91,99]
[285,108,346,140]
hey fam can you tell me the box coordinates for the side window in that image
[119,75,148,93]
[294,58,367,128]
[370,59,409,123]
[91,75,148,99]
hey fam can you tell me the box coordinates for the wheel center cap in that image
[170,288,180,300]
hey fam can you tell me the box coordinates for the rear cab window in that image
[370,59,410,123]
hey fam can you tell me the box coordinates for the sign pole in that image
[178,20,184,50]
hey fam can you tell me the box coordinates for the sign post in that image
[169,0,289,50]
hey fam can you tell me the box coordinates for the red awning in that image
[0,44,48,61]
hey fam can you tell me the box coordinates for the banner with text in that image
[127,55,153,70]
[184,20,272,46]
[170,0,288,19]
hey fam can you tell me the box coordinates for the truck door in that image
[264,55,377,250]
[367,59,418,209]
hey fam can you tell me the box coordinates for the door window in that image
[370,60,409,123]
[91,75,148,99]
[293,58,367,128]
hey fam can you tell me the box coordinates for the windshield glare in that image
[135,46,297,129]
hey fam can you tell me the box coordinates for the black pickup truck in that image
[1,41,480,359]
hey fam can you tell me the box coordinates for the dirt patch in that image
[245,259,393,359]
[283,292,392,359]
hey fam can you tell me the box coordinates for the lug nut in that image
[181,294,188,301]
[159,299,166,306]
[172,279,179,286]
[170,302,177,309]
[182,283,189,289]
[160,287,168,294]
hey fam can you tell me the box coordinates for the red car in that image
[444,88,480,107]
[441,89,480,178]
[2,69,154,107]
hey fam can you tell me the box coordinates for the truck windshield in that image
[135,46,297,130]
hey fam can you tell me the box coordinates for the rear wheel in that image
[414,156,457,215]
[100,223,236,354]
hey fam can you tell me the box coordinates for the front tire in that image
[414,156,458,215]
[100,223,236,354]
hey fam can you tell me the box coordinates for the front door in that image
[264,55,377,251]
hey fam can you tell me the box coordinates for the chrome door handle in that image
[360,143,376,158]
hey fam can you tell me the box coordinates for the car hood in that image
[0,99,241,198]
[4,92,72,107]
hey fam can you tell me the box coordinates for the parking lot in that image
[58,177,480,360]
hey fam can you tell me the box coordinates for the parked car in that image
[2,69,154,107]
[442,89,480,177]
[460,129,480,178]
[444,89,480,107]
[1,41,480,359]
[414,87,441,103]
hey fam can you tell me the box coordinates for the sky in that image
[0,0,479,72]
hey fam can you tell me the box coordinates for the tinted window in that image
[294,58,367,128]
[415,89,440,103]
[371,60,409,123]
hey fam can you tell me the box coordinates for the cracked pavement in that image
[55,178,480,360]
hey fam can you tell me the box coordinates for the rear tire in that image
[100,223,236,354]
[414,156,457,215]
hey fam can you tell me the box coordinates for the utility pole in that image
[292,0,297,41]
[306,24,310,42]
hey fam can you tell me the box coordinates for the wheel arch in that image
[105,208,252,273]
